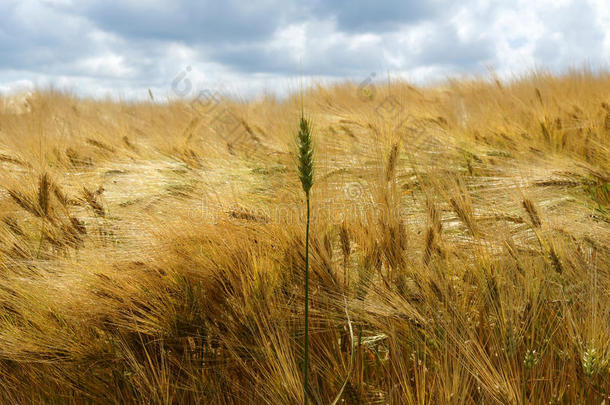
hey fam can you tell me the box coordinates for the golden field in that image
[0,70,608,404]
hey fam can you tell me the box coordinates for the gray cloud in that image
[72,1,307,44]
[0,0,607,98]
[309,0,442,33]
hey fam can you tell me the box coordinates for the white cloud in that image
[267,23,307,62]
[77,54,134,78]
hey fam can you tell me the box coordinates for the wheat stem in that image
[304,192,310,404]
[297,114,314,404]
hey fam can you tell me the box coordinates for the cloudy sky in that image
[1,0,609,99]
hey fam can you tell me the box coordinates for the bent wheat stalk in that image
[297,114,314,404]
[330,297,355,405]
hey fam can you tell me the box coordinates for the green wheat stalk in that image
[297,111,314,404]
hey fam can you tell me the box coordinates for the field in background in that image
[0,70,608,404]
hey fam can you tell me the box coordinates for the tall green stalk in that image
[304,193,310,404]
[297,115,314,404]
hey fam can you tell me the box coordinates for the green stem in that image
[304,193,310,405]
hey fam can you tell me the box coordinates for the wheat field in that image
[0,70,608,404]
